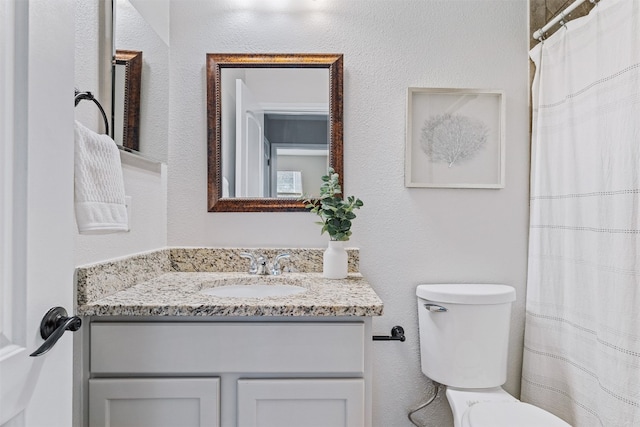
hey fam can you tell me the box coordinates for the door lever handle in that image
[30,307,82,357]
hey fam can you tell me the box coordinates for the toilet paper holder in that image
[372,325,406,342]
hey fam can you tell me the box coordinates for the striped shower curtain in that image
[521,0,640,426]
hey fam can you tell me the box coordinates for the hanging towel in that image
[74,120,128,233]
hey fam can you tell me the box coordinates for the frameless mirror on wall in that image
[206,54,344,212]
[112,0,169,162]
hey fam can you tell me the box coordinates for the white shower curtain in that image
[522,0,640,426]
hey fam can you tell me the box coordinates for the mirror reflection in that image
[113,0,169,162]
[207,54,344,212]
[220,68,329,198]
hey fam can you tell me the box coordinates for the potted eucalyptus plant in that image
[302,168,363,279]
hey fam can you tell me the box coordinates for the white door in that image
[0,0,75,426]
[235,79,265,197]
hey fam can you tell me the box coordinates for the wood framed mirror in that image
[206,53,343,212]
[114,49,142,152]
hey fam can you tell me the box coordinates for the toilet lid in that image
[462,402,571,427]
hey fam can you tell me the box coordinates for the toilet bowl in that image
[416,284,571,427]
[446,387,570,427]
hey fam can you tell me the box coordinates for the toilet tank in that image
[416,284,516,389]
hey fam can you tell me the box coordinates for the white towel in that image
[74,120,128,234]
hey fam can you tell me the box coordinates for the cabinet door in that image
[237,379,364,427]
[89,378,220,427]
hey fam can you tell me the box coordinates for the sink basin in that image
[200,283,307,298]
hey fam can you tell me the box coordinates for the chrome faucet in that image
[255,255,268,275]
[271,253,290,275]
[239,252,290,275]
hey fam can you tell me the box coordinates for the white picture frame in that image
[405,88,505,189]
[276,170,303,197]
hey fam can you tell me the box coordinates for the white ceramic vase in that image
[323,240,348,279]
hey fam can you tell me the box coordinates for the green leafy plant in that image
[301,168,363,241]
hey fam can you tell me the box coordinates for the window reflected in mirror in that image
[277,171,303,198]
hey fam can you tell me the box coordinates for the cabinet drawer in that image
[91,322,365,374]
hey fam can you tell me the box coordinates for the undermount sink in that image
[200,277,307,298]
[201,284,307,298]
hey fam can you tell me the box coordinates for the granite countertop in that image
[78,272,383,317]
[76,248,383,317]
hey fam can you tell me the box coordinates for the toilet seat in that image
[462,401,571,427]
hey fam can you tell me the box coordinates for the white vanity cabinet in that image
[85,319,372,427]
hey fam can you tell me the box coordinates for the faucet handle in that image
[239,252,258,274]
[271,253,291,276]
[274,253,290,262]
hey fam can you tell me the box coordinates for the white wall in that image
[246,68,329,104]
[74,153,167,266]
[167,1,530,426]
[74,0,168,266]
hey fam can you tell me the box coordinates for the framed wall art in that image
[405,88,505,189]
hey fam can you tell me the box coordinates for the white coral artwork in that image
[420,113,488,167]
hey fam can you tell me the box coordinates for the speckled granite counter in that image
[76,248,383,317]
[77,272,382,317]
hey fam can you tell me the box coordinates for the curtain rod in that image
[532,0,596,41]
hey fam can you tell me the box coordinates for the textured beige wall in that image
[167,1,530,426]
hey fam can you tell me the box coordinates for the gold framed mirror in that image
[206,53,344,212]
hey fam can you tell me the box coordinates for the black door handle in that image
[30,307,82,357]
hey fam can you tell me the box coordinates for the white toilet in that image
[416,284,571,427]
